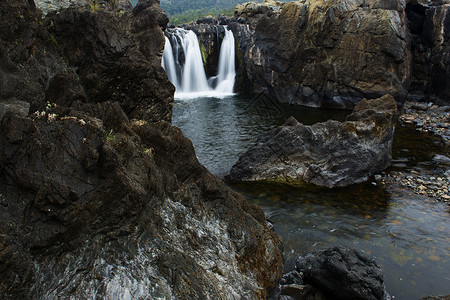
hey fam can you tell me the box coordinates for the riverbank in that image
[377,101,450,205]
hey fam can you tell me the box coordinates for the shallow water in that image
[172,95,450,300]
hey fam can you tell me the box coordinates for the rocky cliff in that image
[187,0,450,108]
[0,0,283,298]
[406,0,450,105]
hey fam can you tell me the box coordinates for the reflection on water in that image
[172,95,450,300]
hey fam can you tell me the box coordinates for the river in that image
[172,95,450,300]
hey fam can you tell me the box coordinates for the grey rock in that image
[295,246,389,300]
[226,94,397,188]
[0,99,30,122]
[433,154,450,164]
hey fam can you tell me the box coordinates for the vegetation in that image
[162,0,250,25]
[88,0,99,11]
[169,7,234,25]
[130,0,254,25]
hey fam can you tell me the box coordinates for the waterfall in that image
[162,37,179,89]
[215,28,236,94]
[162,27,236,98]
[180,30,210,93]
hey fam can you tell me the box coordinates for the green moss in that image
[49,34,58,47]
[200,42,208,67]
[106,129,118,144]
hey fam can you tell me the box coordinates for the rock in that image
[420,296,450,300]
[226,94,397,188]
[295,246,389,300]
[230,0,409,108]
[280,270,304,285]
[0,0,74,113]
[183,22,229,77]
[406,1,450,106]
[34,0,132,15]
[0,99,30,122]
[432,154,450,164]
[0,0,284,298]
[46,0,174,122]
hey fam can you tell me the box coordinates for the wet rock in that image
[399,101,450,146]
[433,154,450,164]
[226,94,397,188]
[295,246,390,300]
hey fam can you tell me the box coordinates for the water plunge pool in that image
[172,95,450,300]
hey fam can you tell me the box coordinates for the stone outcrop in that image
[295,246,390,300]
[46,0,173,122]
[225,94,397,188]
[186,0,450,108]
[406,0,450,105]
[268,246,390,300]
[232,0,410,109]
[0,0,283,298]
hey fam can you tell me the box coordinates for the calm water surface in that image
[172,95,450,300]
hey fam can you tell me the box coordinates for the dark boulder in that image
[46,0,173,122]
[295,246,390,300]
[226,94,397,188]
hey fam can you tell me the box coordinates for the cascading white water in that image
[162,27,236,98]
[180,30,210,93]
[215,28,236,94]
[162,37,179,89]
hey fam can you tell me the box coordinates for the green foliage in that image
[88,0,99,11]
[168,7,234,25]
[161,0,249,25]
[49,34,58,47]
[106,129,118,143]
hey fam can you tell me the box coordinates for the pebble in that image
[382,101,450,205]
[399,102,450,146]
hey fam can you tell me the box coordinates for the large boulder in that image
[295,246,390,300]
[0,0,284,298]
[226,94,397,188]
[0,109,283,299]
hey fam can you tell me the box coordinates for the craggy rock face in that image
[46,0,173,122]
[231,0,410,109]
[225,94,397,188]
[407,1,450,105]
[0,0,283,298]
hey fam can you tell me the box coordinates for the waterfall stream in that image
[162,27,236,98]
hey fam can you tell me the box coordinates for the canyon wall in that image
[188,0,450,108]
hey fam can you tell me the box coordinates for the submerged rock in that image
[226,94,397,188]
